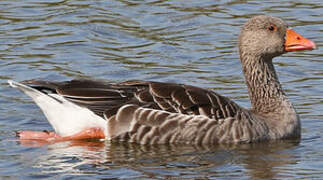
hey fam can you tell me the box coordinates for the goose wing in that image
[21,79,251,144]
[23,79,242,121]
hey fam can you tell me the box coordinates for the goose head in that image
[239,15,316,60]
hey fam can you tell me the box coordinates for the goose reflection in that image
[18,139,300,179]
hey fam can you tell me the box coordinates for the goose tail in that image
[8,80,107,137]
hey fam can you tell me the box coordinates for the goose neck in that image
[241,54,286,113]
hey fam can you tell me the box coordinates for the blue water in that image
[0,0,322,179]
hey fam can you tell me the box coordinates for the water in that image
[0,0,322,179]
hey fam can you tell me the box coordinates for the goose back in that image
[21,79,270,144]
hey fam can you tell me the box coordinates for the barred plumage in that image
[9,15,316,144]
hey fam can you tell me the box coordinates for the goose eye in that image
[268,25,276,31]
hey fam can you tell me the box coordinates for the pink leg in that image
[16,130,61,141]
[60,128,106,141]
[16,128,105,142]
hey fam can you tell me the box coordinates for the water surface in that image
[0,0,322,179]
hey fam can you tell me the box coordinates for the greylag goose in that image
[9,15,316,144]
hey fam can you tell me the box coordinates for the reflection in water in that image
[18,139,300,179]
[237,141,300,179]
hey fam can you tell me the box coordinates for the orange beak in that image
[285,28,316,51]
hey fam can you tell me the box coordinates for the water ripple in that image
[0,0,322,179]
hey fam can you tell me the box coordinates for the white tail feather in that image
[8,80,107,137]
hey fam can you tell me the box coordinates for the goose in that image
[8,15,316,144]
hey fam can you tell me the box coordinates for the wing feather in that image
[19,79,249,144]
[21,79,242,121]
